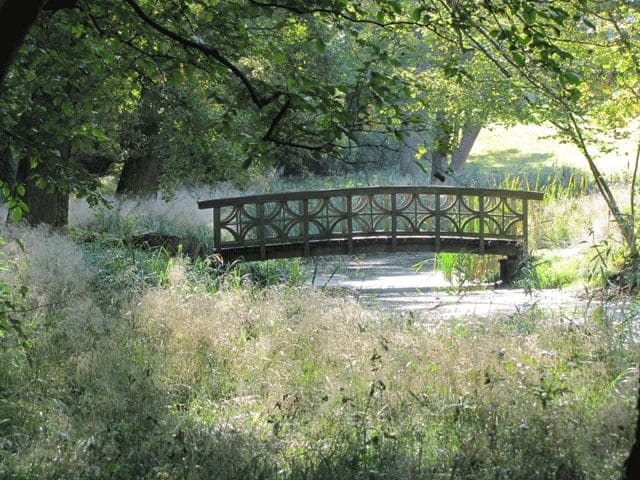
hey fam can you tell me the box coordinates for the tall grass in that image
[0,224,637,479]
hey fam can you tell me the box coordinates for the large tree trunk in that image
[14,158,68,228]
[450,121,482,172]
[116,85,162,197]
[116,152,162,196]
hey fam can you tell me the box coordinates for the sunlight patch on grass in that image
[471,123,637,177]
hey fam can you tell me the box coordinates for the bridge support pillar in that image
[499,255,520,284]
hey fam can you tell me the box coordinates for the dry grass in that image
[1,224,637,479]
[529,188,623,251]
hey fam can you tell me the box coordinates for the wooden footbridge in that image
[198,186,544,282]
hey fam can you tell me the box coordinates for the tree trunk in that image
[431,150,448,183]
[116,152,162,197]
[14,158,68,228]
[431,112,451,183]
[450,121,482,172]
[1,149,16,184]
[116,85,162,197]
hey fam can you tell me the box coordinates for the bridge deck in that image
[198,186,543,281]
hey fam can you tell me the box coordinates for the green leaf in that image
[312,39,326,53]
[561,71,581,86]
[568,88,582,102]
[15,238,26,253]
[71,25,84,38]
[511,51,526,67]
[10,208,23,222]
[91,126,107,142]
[62,100,73,117]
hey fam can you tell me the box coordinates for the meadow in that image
[1,125,638,479]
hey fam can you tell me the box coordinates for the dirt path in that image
[306,252,591,321]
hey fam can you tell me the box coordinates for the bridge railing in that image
[198,186,544,261]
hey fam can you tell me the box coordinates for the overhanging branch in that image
[123,0,281,109]
[248,0,428,28]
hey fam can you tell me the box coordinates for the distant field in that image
[471,124,637,177]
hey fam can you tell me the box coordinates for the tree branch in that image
[123,0,280,109]
[43,0,78,11]
[0,0,47,83]
[248,0,428,29]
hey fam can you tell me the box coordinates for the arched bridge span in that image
[198,186,544,282]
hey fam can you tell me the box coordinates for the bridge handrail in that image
[197,186,544,209]
[197,186,544,259]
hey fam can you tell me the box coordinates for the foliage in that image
[0,181,30,341]
[433,251,500,288]
[517,256,583,290]
[0,237,28,340]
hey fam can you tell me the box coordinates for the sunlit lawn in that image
[471,123,637,177]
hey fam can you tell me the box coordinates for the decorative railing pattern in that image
[198,186,544,260]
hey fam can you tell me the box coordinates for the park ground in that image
[1,124,639,479]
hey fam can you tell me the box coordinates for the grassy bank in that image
[0,224,637,479]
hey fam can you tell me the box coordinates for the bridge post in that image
[478,195,485,255]
[391,193,397,250]
[523,199,529,254]
[302,199,310,257]
[435,194,441,252]
[257,203,266,260]
[499,255,520,284]
[347,195,353,254]
[213,207,221,251]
